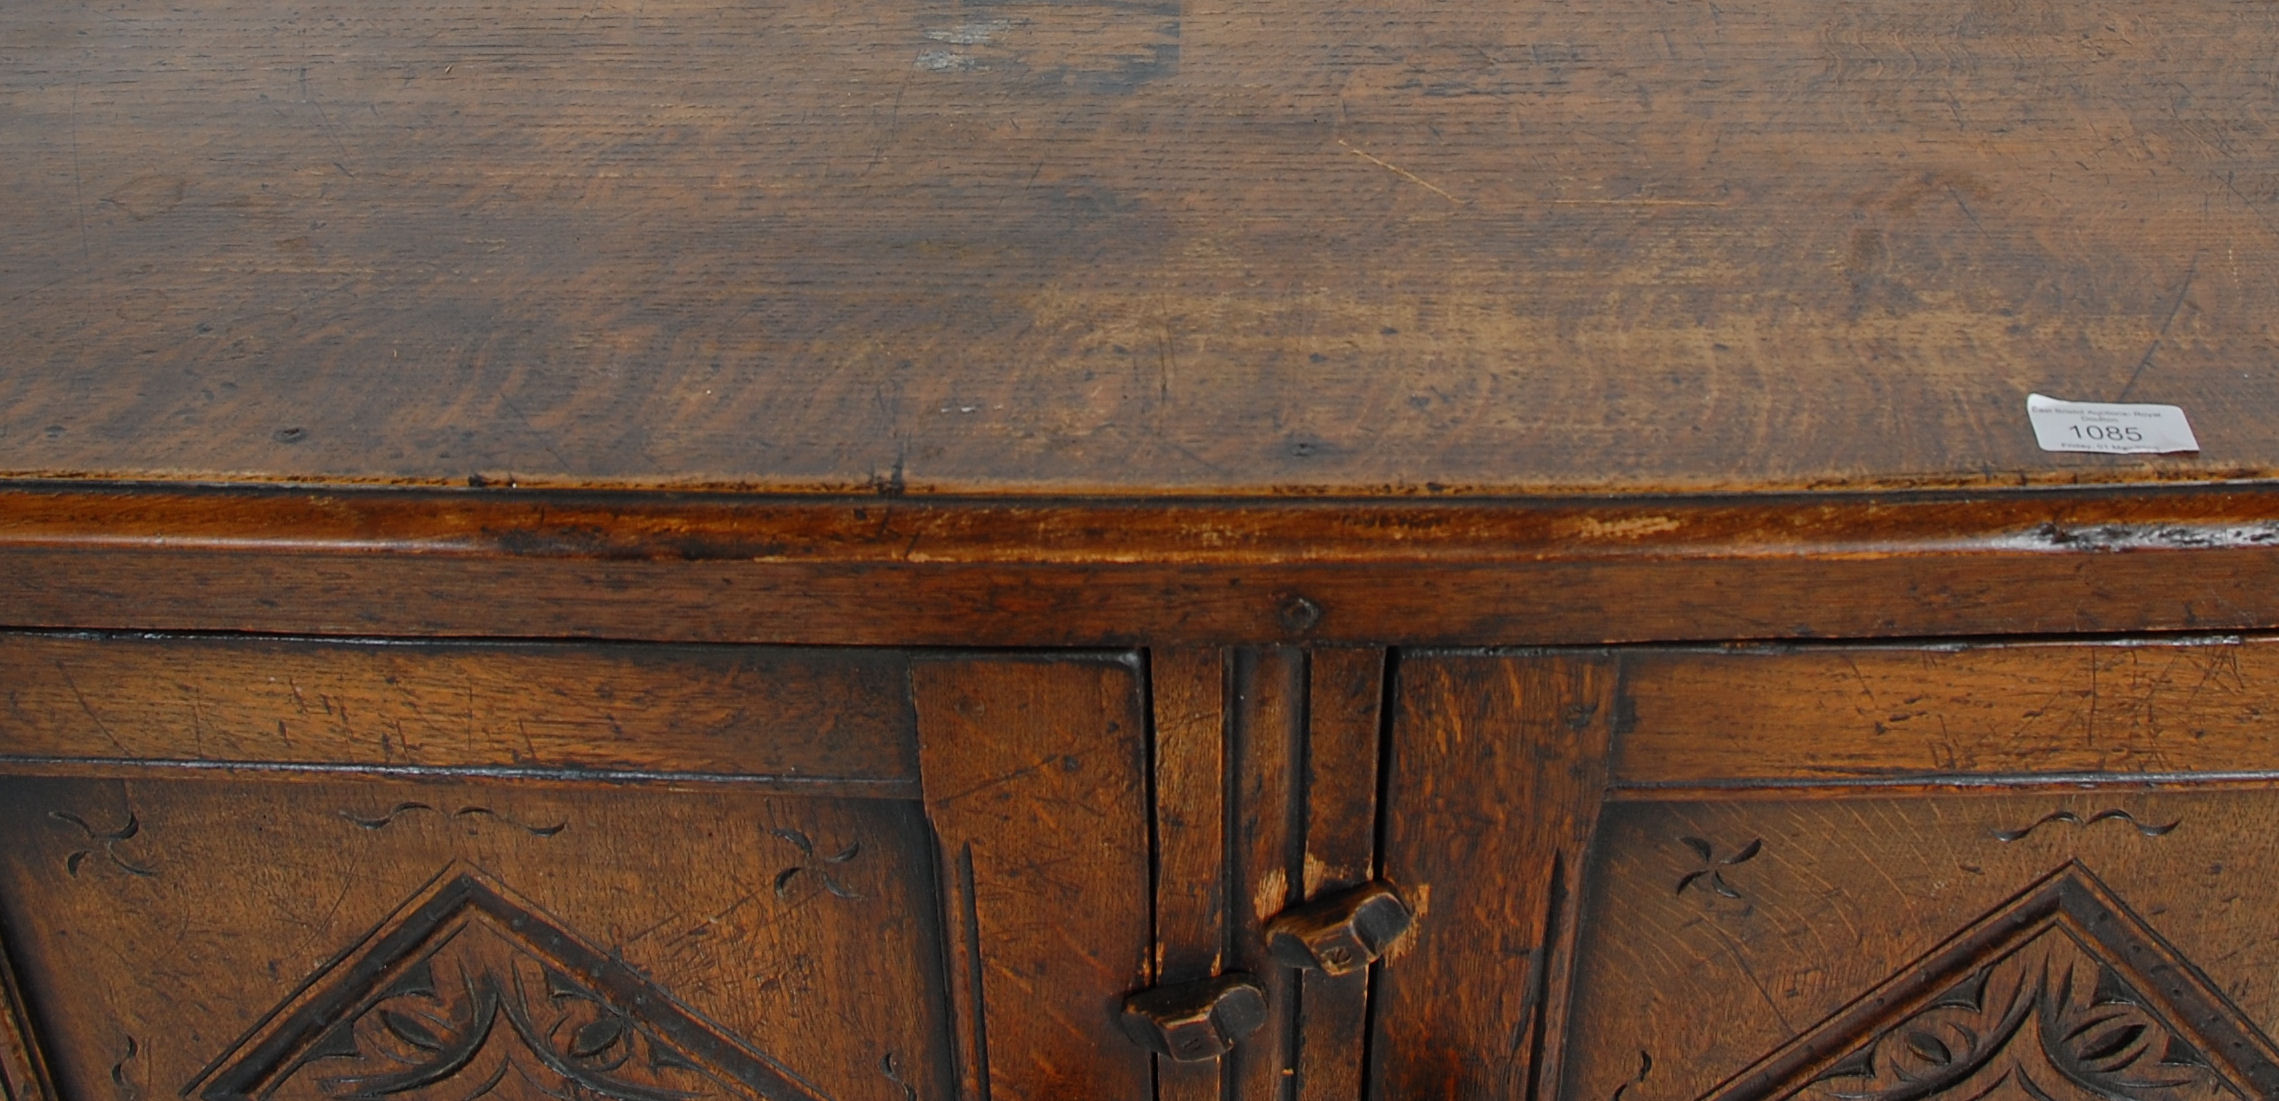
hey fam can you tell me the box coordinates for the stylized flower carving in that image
[1807,932,2229,1101]
[194,867,826,1101]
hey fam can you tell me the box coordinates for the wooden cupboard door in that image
[1374,640,2279,1101]
[0,777,953,1101]
[1561,789,2279,1101]
[913,654,1156,1100]
[0,636,1157,1101]
[1369,652,1617,1100]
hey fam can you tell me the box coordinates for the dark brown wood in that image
[0,774,956,1101]
[1300,650,1386,899]
[0,917,54,1101]
[913,654,1154,1101]
[1225,648,1307,1096]
[1613,637,2279,788]
[5,0,2277,497]
[1700,863,2279,1101]
[1562,787,2279,1101]
[1117,975,1269,1063]
[10,484,2279,647]
[12,2,2279,1093]
[0,632,914,788]
[19,483,2279,564]
[1372,652,1616,1099]
[1148,648,1230,1094]
[1294,648,1385,1101]
[1264,882,1413,976]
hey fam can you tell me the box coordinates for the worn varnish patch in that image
[915,0,1179,91]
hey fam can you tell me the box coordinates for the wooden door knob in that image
[1117,973,1269,1061]
[1263,881,1414,975]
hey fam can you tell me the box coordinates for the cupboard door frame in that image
[916,652,1159,1101]
[0,636,1168,1101]
[1371,638,2279,1101]
[1367,651,1617,1098]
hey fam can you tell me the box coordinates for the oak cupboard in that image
[9,0,2279,1096]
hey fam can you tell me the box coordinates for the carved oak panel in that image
[1705,863,2279,1101]
[193,867,827,1101]
[1563,790,2279,1101]
[0,777,953,1101]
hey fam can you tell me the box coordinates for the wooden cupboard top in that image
[4,0,2278,498]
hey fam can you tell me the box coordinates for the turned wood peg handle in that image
[1117,973,1269,1061]
[1263,880,1414,975]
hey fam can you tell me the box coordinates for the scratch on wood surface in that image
[1337,139,1462,205]
[1542,198,1725,206]
[925,754,1055,806]
[53,661,127,755]
[68,80,88,263]
[2117,250,2200,400]
[1687,914,1793,1034]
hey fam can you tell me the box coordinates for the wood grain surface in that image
[10,485,2279,646]
[1372,652,1616,1098]
[1615,637,2279,788]
[0,633,915,788]
[1293,648,1384,1101]
[1224,648,1306,1095]
[6,0,2278,495]
[0,775,955,1101]
[1563,788,2279,1101]
[912,654,1154,1099]
[1147,647,1227,1098]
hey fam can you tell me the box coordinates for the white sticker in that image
[2027,393,2199,454]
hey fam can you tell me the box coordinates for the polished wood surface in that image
[6,0,2277,496]
[1614,637,2279,788]
[912,654,1155,1099]
[13,0,2279,1095]
[0,775,957,1101]
[0,633,914,789]
[10,483,2279,647]
[1371,642,2279,1095]
[1566,789,2279,1101]
[1373,652,1617,1098]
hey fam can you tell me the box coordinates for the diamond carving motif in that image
[191,867,829,1101]
[1703,863,2279,1101]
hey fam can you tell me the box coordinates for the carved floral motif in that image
[49,810,154,877]
[1804,929,2231,1101]
[1676,837,1762,903]
[194,867,827,1101]
[293,922,717,1101]
[1704,863,2279,1101]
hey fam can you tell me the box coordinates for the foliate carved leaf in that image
[1703,862,2279,1101]
[190,866,831,1101]
[1805,930,2227,1101]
